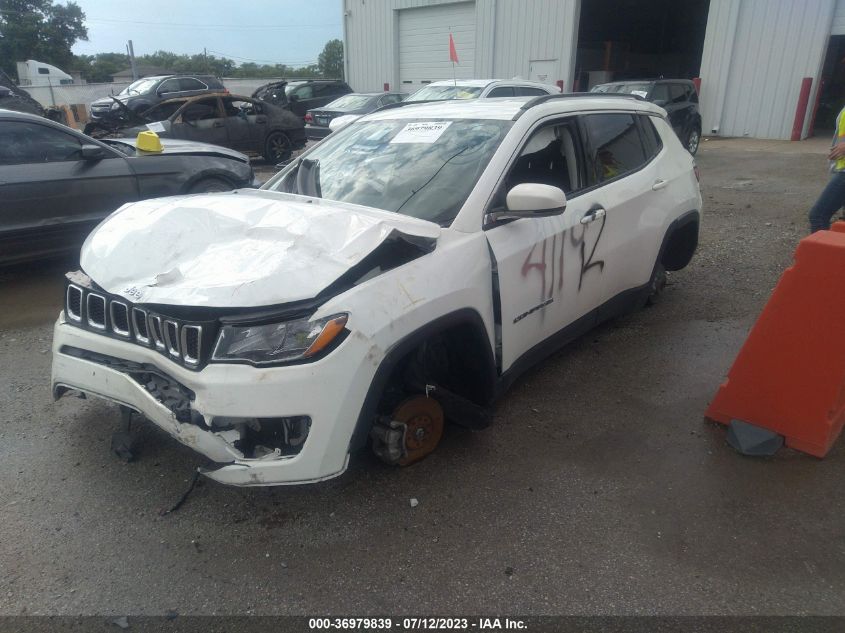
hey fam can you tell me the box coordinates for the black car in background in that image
[284,79,353,117]
[0,110,256,265]
[591,79,702,154]
[89,74,226,123]
[305,92,405,139]
[119,93,306,163]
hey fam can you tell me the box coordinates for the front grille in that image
[110,301,130,337]
[86,294,106,329]
[65,283,213,370]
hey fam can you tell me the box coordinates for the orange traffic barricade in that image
[705,229,845,457]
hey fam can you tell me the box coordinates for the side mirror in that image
[80,144,106,161]
[0,86,11,98]
[490,183,567,222]
[289,94,299,102]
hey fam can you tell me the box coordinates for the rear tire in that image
[264,131,293,163]
[686,125,701,155]
[188,177,233,193]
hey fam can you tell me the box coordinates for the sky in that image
[70,0,343,65]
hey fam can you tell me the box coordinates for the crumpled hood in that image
[80,189,440,308]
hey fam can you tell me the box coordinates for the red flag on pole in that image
[449,33,459,64]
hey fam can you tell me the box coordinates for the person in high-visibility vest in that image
[808,106,845,232]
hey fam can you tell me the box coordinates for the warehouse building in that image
[342,0,845,140]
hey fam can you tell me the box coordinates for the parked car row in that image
[0,110,257,265]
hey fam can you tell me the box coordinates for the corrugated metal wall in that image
[344,0,580,93]
[700,0,835,139]
[832,0,845,34]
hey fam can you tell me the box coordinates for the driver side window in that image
[505,119,584,196]
[0,121,83,165]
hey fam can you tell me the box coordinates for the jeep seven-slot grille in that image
[64,283,210,370]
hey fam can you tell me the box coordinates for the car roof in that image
[364,95,664,122]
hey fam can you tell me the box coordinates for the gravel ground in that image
[1,137,844,617]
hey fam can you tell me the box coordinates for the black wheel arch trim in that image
[656,209,700,272]
[348,308,497,452]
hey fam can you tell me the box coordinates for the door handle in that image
[213,121,224,128]
[256,116,267,124]
[652,179,668,191]
[580,207,606,225]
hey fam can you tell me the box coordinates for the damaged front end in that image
[51,190,442,485]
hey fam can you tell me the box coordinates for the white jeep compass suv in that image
[52,94,702,486]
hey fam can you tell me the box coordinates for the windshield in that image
[324,94,373,110]
[284,83,303,96]
[406,85,484,102]
[592,82,652,98]
[263,118,511,225]
[119,78,159,96]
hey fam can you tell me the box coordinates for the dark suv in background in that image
[591,79,702,154]
[284,79,352,117]
[89,74,226,122]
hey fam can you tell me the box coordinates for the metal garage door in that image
[399,1,476,93]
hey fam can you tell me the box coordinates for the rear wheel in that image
[264,131,293,163]
[188,177,233,193]
[686,125,701,155]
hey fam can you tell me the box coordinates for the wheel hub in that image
[392,395,444,466]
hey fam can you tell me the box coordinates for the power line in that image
[206,50,317,66]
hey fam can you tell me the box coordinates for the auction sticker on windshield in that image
[146,121,166,133]
[390,122,452,144]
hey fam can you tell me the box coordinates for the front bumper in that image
[51,315,372,486]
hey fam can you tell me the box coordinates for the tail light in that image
[304,113,313,123]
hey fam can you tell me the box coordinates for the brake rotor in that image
[392,395,445,466]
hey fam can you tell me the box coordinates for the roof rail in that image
[513,91,645,120]
[374,98,449,112]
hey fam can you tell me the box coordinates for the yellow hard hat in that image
[136,130,163,153]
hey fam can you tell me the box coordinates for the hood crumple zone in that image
[80,190,440,308]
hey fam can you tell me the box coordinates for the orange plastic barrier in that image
[705,229,845,457]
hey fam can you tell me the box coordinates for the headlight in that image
[212,314,348,365]
[110,102,121,110]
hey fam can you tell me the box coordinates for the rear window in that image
[583,113,647,182]
[324,94,372,110]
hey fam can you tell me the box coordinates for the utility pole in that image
[204,47,209,74]
[127,40,138,81]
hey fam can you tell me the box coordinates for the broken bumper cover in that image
[51,315,369,486]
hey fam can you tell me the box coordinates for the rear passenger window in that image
[670,84,687,104]
[517,87,549,96]
[639,115,663,158]
[488,86,515,97]
[583,113,647,182]
[179,78,207,91]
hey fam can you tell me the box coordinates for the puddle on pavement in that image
[0,256,77,329]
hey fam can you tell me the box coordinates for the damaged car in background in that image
[88,93,306,163]
[0,110,257,265]
[51,94,702,486]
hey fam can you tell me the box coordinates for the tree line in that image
[0,0,344,83]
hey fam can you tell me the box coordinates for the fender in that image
[658,209,700,272]
[348,308,497,452]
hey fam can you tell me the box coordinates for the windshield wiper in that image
[395,146,469,214]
